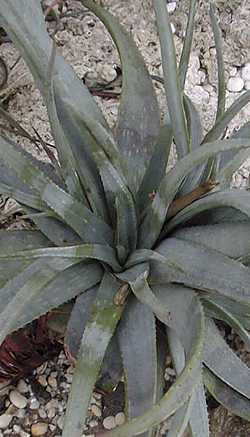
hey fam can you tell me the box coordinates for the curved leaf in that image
[204,367,250,421]
[118,297,158,437]
[0,244,121,272]
[154,0,189,158]
[140,138,250,248]
[137,122,173,215]
[179,0,197,89]
[0,0,112,199]
[203,298,250,350]
[165,189,250,234]
[0,258,81,343]
[203,90,250,144]
[62,273,124,437]
[204,319,250,399]
[99,285,204,437]
[0,134,113,245]
[148,237,250,304]
[173,222,250,259]
[81,0,160,192]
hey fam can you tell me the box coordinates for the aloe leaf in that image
[179,0,197,89]
[204,319,250,399]
[203,4,227,181]
[179,95,204,194]
[0,243,121,272]
[137,122,173,215]
[154,0,189,159]
[100,285,204,437]
[97,334,123,392]
[0,135,113,245]
[140,137,250,248]
[0,258,81,343]
[210,4,226,122]
[118,263,178,327]
[55,88,137,252]
[62,273,124,437]
[173,222,250,259]
[203,298,250,350]
[10,261,102,337]
[0,230,50,251]
[167,328,193,437]
[118,297,158,437]
[165,189,250,234]
[0,181,47,211]
[148,237,250,304]
[0,0,112,199]
[167,328,209,437]
[218,121,250,188]
[81,0,160,192]
[202,292,250,330]
[203,90,250,144]
[204,367,250,421]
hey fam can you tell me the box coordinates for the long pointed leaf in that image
[166,189,250,234]
[204,319,250,399]
[0,244,121,272]
[173,222,250,259]
[154,0,189,158]
[81,0,160,192]
[204,367,250,421]
[140,138,250,248]
[100,284,204,437]
[118,297,158,437]
[62,273,124,437]
[179,0,197,89]
[0,134,113,245]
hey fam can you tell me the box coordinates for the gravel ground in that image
[0,0,250,435]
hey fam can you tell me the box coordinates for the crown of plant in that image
[1,0,250,436]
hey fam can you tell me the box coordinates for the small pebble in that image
[17,380,29,394]
[31,422,48,436]
[103,416,116,430]
[0,414,12,429]
[115,412,126,426]
[245,80,250,90]
[227,77,244,92]
[30,399,40,410]
[241,63,250,81]
[91,404,102,417]
[167,2,176,13]
[9,390,28,409]
[37,375,47,387]
[48,376,57,389]
[57,415,64,430]
[170,22,176,34]
[89,419,99,428]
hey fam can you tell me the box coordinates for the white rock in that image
[31,422,48,436]
[17,380,29,394]
[167,2,177,13]
[115,412,126,426]
[48,376,57,389]
[91,404,102,417]
[245,80,250,90]
[170,22,176,34]
[37,375,47,387]
[229,66,237,77]
[0,414,12,429]
[227,77,244,92]
[57,415,64,430]
[9,390,28,409]
[189,85,210,105]
[103,416,116,430]
[241,63,250,81]
[29,399,40,410]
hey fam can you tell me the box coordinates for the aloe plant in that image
[0,0,250,435]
